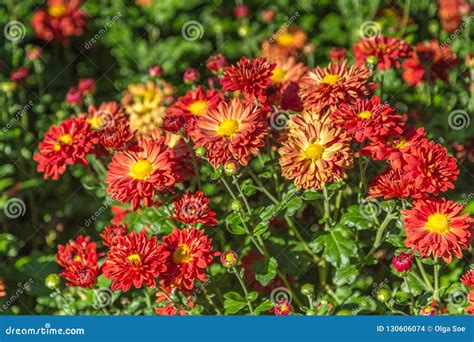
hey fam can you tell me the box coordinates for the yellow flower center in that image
[280,304,288,311]
[276,32,295,47]
[217,119,239,137]
[87,117,104,130]
[395,138,407,149]
[53,134,73,152]
[188,100,208,116]
[73,255,82,262]
[321,74,339,85]
[271,67,287,83]
[48,4,67,17]
[129,159,154,180]
[225,253,235,262]
[305,143,324,160]
[173,244,192,264]
[357,111,372,119]
[425,213,450,234]
[127,253,142,266]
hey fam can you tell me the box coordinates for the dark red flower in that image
[221,57,276,102]
[65,87,82,105]
[148,64,163,77]
[206,53,228,73]
[392,252,414,273]
[183,67,200,84]
[78,78,95,94]
[10,67,29,83]
[234,5,249,18]
[171,191,218,227]
[100,224,128,247]
[270,299,293,316]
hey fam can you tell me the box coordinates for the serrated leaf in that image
[333,265,359,285]
[341,205,374,230]
[254,257,278,287]
[223,291,247,314]
[312,226,357,267]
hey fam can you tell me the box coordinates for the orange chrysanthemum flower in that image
[31,0,87,42]
[34,116,98,180]
[103,231,169,292]
[354,35,412,70]
[121,81,175,136]
[105,138,176,210]
[402,198,473,262]
[278,112,353,190]
[331,96,404,143]
[160,228,215,291]
[189,98,269,168]
[299,60,372,113]
[438,0,471,33]
[261,27,307,63]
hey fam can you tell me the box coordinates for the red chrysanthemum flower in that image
[102,231,169,292]
[402,197,472,262]
[86,101,127,132]
[206,53,228,73]
[279,112,353,190]
[56,235,99,288]
[31,0,87,42]
[189,98,269,168]
[100,224,128,247]
[270,299,292,316]
[171,191,218,227]
[221,57,275,102]
[78,78,95,94]
[368,167,421,200]
[99,122,135,151]
[166,86,225,131]
[34,116,97,180]
[299,60,372,113]
[402,140,459,195]
[10,67,29,83]
[331,96,404,143]
[328,47,347,63]
[354,35,412,70]
[402,40,457,86]
[105,138,176,210]
[361,126,427,169]
[65,87,82,105]
[111,206,131,225]
[438,0,471,33]
[461,269,474,288]
[160,228,215,291]
[0,277,5,298]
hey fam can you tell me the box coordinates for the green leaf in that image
[226,224,246,235]
[253,221,269,236]
[311,225,357,267]
[380,200,396,213]
[259,171,273,178]
[254,299,274,314]
[303,190,321,201]
[341,205,374,230]
[246,291,258,302]
[241,179,256,196]
[258,205,276,221]
[224,291,247,314]
[285,196,303,216]
[402,272,425,297]
[254,257,278,287]
[333,265,359,285]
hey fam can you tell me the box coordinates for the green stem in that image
[220,177,238,202]
[232,267,254,315]
[322,187,331,227]
[245,167,279,204]
[433,260,440,301]
[416,259,434,292]
[284,216,321,264]
[365,213,394,259]
[232,175,252,215]
[399,0,411,37]
[144,289,154,314]
[403,275,415,314]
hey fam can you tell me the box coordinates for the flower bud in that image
[300,283,314,296]
[237,25,250,38]
[183,67,199,84]
[148,64,163,77]
[231,200,242,212]
[224,160,239,176]
[195,146,207,158]
[392,252,414,273]
[45,274,61,289]
[376,288,391,303]
[366,55,378,66]
[220,250,238,268]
